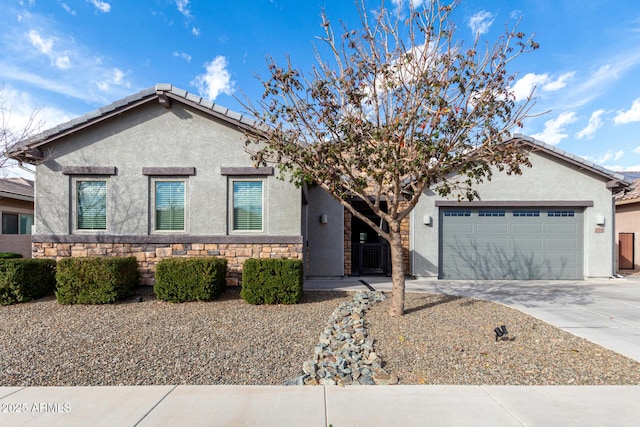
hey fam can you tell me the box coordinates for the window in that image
[478,210,505,217]
[1,213,32,234]
[513,210,540,217]
[547,210,575,217]
[154,180,185,231]
[77,180,106,230]
[232,180,263,231]
[443,210,471,217]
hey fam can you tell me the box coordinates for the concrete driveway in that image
[306,276,640,362]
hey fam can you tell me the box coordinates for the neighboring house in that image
[615,176,640,272]
[0,177,34,257]
[8,84,629,283]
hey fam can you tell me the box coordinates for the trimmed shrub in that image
[0,259,56,306]
[154,257,227,302]
[241,258,304,305]
[0,252,23,259]
[56,257,140,304]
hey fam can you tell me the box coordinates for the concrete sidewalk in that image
[2,385,640,426]
[306,275,640,362]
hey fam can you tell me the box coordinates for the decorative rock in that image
[302,361,316,376]
[373,370,398,385]
[358,375,375,385]
[300,290,390,386]
[283,375,306,386]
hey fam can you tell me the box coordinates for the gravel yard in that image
[1,288,639,386]
[367,293,640,385]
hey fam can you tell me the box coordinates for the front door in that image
[619,233,634,270]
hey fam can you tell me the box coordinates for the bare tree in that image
[243,0,539,316]
[0,84,43,176]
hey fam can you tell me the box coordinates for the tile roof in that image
[508,134,631,188]
[616,178,640,203]
[7,84,257,163]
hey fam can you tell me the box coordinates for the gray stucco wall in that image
[411,151,618,279]
[34,101,301,238]
[304,186,344,276]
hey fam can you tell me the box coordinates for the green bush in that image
[0,259,56,306]
[0,252,23,259]
[154,257,227,302]
[241,258,303,305]
[56,257,139,304]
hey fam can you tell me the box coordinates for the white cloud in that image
[391,0,426,8]
[633,146,640,155]
[542,72,575,91]
[29,30,53,56]
[95,68,130,92]
[531,111,577,145]
[191,56,235,101]
[192,27,200,37]
[584,150,625,165]
[173,52,192,62]
[563,51,640,110]
[468,11,495,35]
[176,0,192,18]
[61,3,76,15]
[28,30,71,70]
[87,0,111,13]
[614,97,640,124]
[1,84,73,133]
[575,109,606,139]
[510,72,575,101]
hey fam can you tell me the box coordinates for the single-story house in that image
[0,177,34,257]
[615,176,640,272]
[8,84,629,283]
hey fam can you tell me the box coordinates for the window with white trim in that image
[153,180,186,231]
[232,180,263,231]
[76,180,107,230]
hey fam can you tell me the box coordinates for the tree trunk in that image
[388,225,406,317]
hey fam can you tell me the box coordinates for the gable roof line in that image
[7,84,258,163]
[507,133,631,188]
[0,178,34,202]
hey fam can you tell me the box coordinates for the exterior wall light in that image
[423,215,433,226]
[319,214,328,224]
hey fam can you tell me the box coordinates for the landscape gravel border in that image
[1,287,639,386]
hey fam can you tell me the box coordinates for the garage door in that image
[440,208,583,280]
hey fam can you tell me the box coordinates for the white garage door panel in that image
[476,223,509,234]
[511,223,544,234]
[440,208,583,280]
[546,238,579,249]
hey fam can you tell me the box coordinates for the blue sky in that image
[1,0,640,174]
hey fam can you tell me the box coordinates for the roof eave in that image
[508,133,632,188]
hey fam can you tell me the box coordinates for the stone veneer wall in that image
[33,241,303,286]
[343,209,352,276]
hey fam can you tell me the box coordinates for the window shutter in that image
[77,181,106,230]
[155,181,185,231]
[233,181,262,231]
